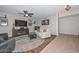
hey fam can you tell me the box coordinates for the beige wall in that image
[27,19,37,33]
[47,14,58,35]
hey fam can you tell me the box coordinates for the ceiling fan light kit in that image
[24,14,28,17]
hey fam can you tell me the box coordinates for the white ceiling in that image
[0,5,79,19]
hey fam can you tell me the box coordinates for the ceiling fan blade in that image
[24,10,28,14]
[17,13,24,14]
[28,13,34,17]
[28,13,34,16]
[29,15,32,17]
[29,13,34,15]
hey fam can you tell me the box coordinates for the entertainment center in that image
[12,20,29,37]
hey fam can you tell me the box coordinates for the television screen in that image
[15,20,27,26]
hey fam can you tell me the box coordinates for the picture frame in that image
[41,19,49,25]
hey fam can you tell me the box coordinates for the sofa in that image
[35,28,51,38]
[0,33,15,53]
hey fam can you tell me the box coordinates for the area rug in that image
[12,35,44,52]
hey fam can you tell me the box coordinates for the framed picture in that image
[41,19,49,25]
[0,18,8,26]
[34,26,40,30]
[28,23,32,26]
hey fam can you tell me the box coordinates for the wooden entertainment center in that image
[12,27,29,37]
[12,20,29,37]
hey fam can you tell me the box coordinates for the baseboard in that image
[59,33,79,36]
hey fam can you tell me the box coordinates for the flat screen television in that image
[15,20,27,26]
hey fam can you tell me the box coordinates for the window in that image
[0,18,8,26]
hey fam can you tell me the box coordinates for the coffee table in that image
[28,32,37,39]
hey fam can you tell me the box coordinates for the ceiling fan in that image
[65,5,71,11]
[18,10,34,17]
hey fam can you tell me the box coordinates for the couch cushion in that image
[43,29,47,32]
[0,33,8,44]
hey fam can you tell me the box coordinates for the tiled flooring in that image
[41,34,79,53]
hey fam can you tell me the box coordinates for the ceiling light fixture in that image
[25,14,28,16]
[65,5,71,11]
[24,14,28,17]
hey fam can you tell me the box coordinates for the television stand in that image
[12,27,29,37]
